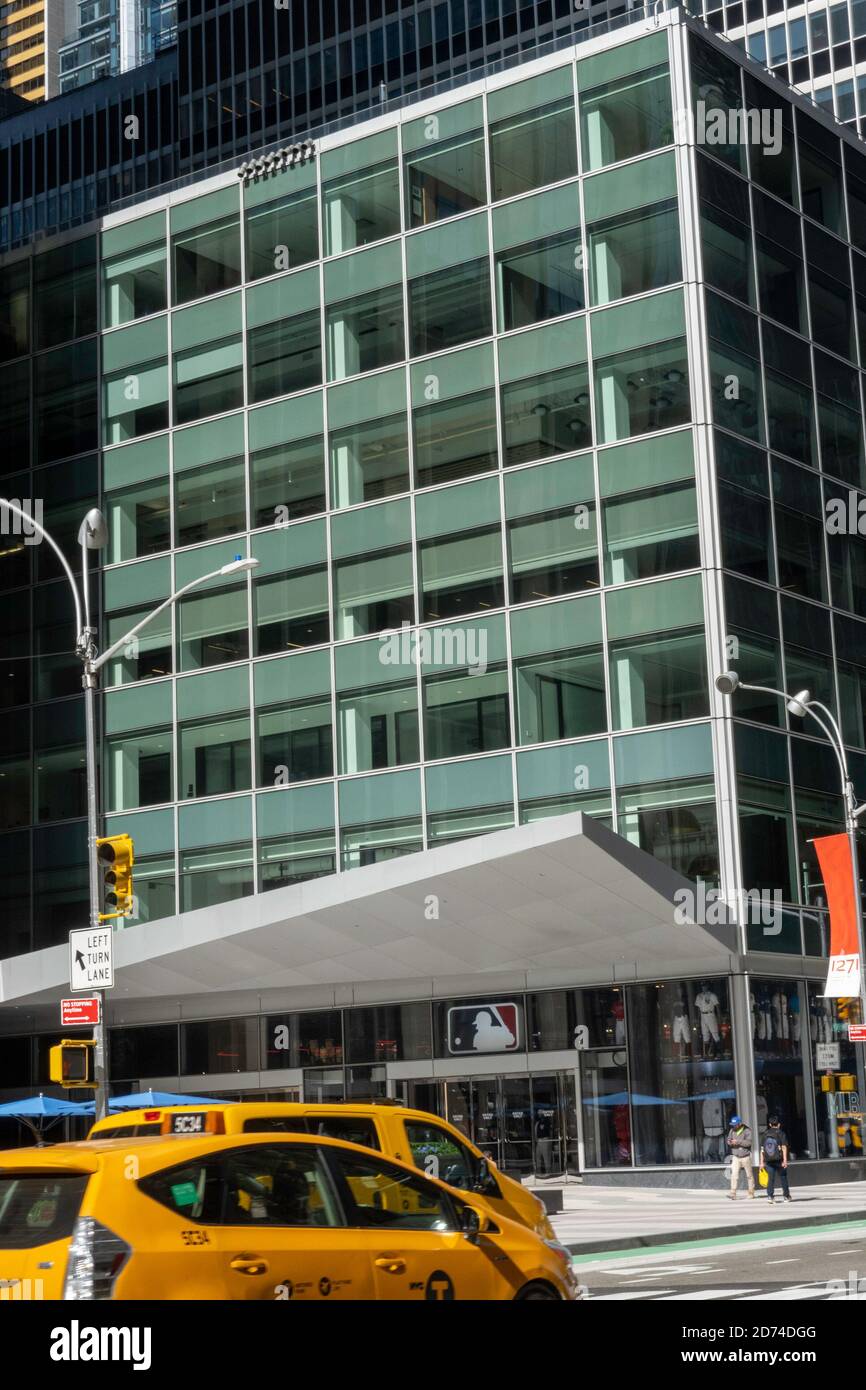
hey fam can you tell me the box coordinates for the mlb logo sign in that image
[447,1003,520,1055]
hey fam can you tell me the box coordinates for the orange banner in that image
[814,833,860,957]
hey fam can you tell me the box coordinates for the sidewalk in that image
[549,1181,866,1255]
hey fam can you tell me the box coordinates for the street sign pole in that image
[83,665,107,1122]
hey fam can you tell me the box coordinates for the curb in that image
[562,1207,866,1256]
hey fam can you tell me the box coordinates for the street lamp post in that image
[715,669,866,1030]
[0,497,258,1121]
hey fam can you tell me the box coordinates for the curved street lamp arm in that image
[0,497,83,638]
[89,566,238,674]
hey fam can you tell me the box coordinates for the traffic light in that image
[96,833,134,920]
[49,1040,96,1087]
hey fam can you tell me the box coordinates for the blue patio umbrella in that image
[75,1089,224,1115]
[584,1091,678,1108]
[0,1093,92,1145]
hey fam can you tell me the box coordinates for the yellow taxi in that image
[0,1132,580,1301]
[89,1100,556,1240]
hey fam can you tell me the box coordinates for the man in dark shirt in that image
[761,1115,792,1203]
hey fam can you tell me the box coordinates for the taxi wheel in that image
[514,1281,562,1301]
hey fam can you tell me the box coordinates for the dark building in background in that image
[1,0,634,250]
[0,48,177,250]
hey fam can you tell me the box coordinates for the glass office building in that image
[2,7,866,1178]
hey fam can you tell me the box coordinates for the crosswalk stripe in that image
[738,1285,830,1301]
[662,1288,760,1301]
[590,1290,676,1300]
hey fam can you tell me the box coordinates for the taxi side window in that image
[330,1152,458,1232]
[139,1157,223,1224]
[404,1121,474,1189]
[220,1145,339,1228]
[310,1117,380,1150]
[241,1117,309,1133]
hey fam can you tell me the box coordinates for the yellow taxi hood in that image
[0,1144,101,1174]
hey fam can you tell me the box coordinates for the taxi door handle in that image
[374,1256,407,1274]
[230,1255,269,1276]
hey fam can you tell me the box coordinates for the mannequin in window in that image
[695,981,720,1059]
[671,990,692,1057]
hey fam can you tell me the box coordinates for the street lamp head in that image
[786,689,812,718]
[219,555,260,577]
[78,508,108,550]
[714,670,740,696]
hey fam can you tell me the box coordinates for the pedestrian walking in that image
[761,1115,792,1204]
[725,1114,755,1198]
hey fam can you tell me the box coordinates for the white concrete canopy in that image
[0,813,736,1012]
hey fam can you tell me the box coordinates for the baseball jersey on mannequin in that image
[695,984,720,1043]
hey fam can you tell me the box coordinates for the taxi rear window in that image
[0,1174,88,1249]
[241,1116,381,1149]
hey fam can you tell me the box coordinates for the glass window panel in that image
[178,584,249,670]
[408,257,491,357]
[106,476,171,563]
[338,680,419,773]
[173,334,244,424]
[251,434,326,526]
[419,526,504,622]
[175,456,246,548]
[609,629,708,731]
[515,646,606,745]
[618,773,719,882]
[425,754,514,843]
[333,547,414,639]
[258,697,333,785]
[588,200,681,307]
[744,76,798,206]
[339,770,423,869]
[709,343,764,443]
[0,358,29,463]
[765,370,816,467]
[245,188,319,280]
[105,605,172,686]
[700,201,755,307]
[34,341,98,464]
[248,308,322,403]
[719,482,773,580]
[495,229,584,333]
[808,265,855,362]
[404,128,487,227]
[756,235,807,334]
[180,714,251,799]
[594,338,690,445]
[103,358,169,444]
[602,481,699,583]
[502,362,592,465]
[489,98,577,201]
[33,237,97,348]
[259,827,337,889]
[323,158,401,254]
[106,728,173,810]
[255,567,330,653]
[102,238,167,327]
[508,506,599,602]
[330,410,410,508]
[413,389,498,489]
[0,258,29,361]
[326,282,405,381]
[180,842,254,910]
[689,35,747,174]
[172,213,242,305]
[423,665,510,761]
[580,64,673,173]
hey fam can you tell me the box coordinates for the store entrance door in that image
[416,1073,574,1179]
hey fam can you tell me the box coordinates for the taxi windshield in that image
[0,1174,89,1249]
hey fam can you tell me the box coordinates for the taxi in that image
[0,1132,581,1301]
[89,1100,556,1240]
